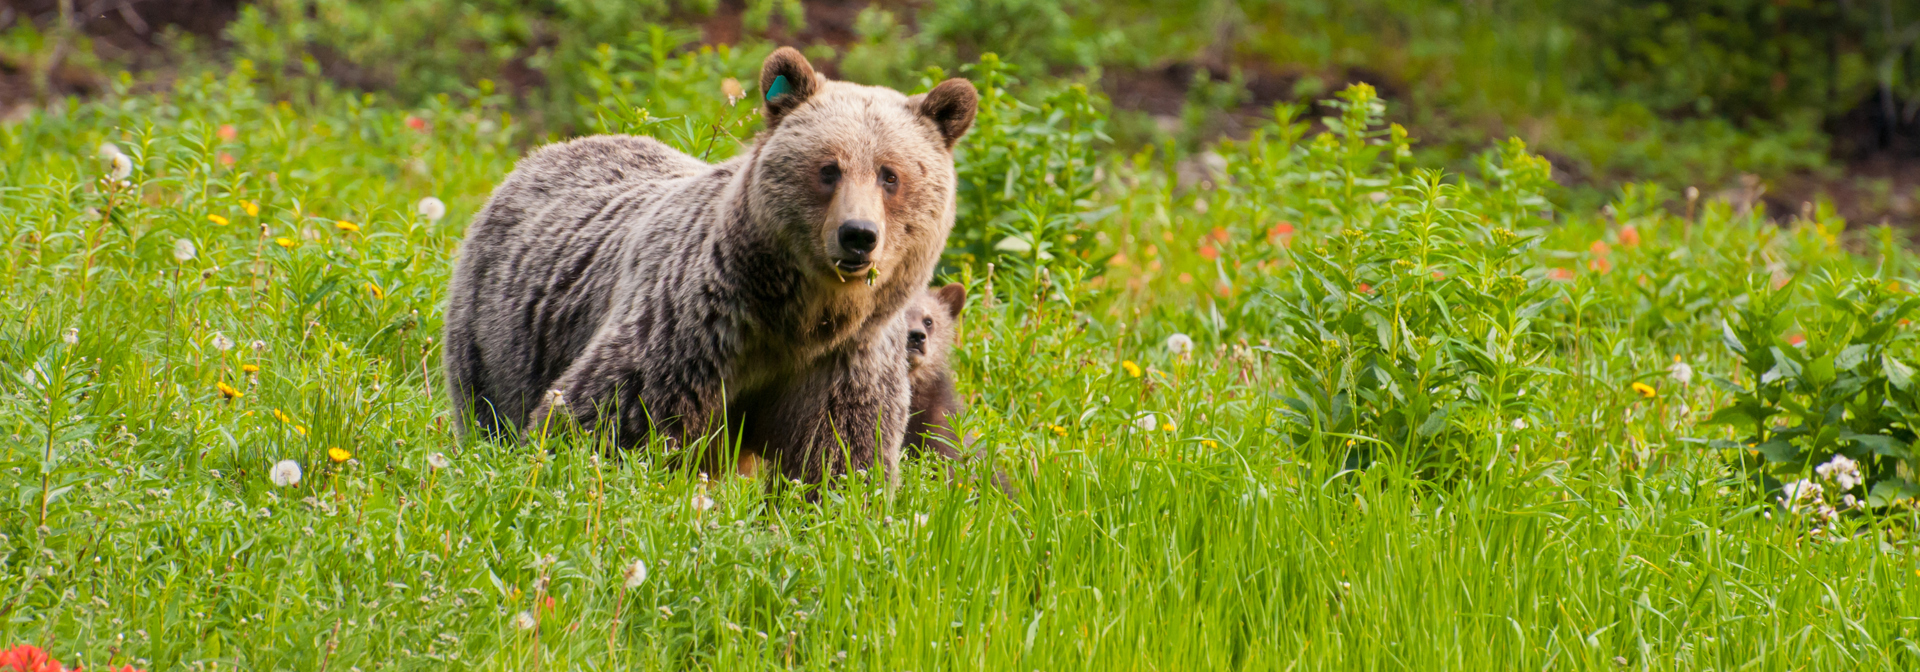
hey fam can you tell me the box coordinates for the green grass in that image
[1,48,1919,671]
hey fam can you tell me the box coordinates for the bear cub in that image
[904,284,966,460]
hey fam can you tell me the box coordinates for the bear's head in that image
[904,283,966,386]
[745,47,977,298]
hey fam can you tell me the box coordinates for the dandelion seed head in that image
[691,493,715,512]
[110,154,132,181]
[1669,359,1693,385]
[427,452,450,470]
[1134,413,1157,432]
[211,332,234,351]
[1165,333,1194,357]
[173,239,197,263]
[62,328,78,346]
[623,559,648,590]
[512,611,536,631]
[270,460,302,487]
[98,142,123,159]
[416,197,447,223]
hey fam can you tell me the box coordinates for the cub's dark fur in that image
[443,47,978,483]
[903,284,966,460]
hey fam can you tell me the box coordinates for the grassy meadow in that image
[2,11,1920,672]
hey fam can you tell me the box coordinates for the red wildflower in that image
[1548,267,1575,281]
[1209,227,1230,243]
[1356,283,1373,294]
[0,645,58,672]
[1431,270,1445,279]
[1619,225,1642,247]
[405,115,430,133]
[1589,240,1611,257]
[217,124,237,142]
[1588,257,1613,274]
[1176,272,1194,285]
[1786,333,1805,346]
[218,152,235,167]
[1267,221,1295,245]
[1198,243,1218,261]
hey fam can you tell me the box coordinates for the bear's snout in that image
[907,328,927,356]
[834,219,880,272]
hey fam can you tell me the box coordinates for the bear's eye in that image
[879,166,899,193]
[922,318,933,328]
[819,163,841,187]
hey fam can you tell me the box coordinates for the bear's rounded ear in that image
[760,47,819,129]
[935,283,967,319]
[917,78,978,149]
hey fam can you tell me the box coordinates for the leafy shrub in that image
[1710,273,1920,509]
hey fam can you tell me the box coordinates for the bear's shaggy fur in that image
[443,47,978,483]
[903,284,966,460]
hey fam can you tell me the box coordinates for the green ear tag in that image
[766,75,792,102]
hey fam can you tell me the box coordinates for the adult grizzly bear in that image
[443,48,978,483]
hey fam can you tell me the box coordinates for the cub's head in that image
[745,48,977,293]
[904,283,966,385]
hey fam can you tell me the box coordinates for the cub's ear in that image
[935,283,967,319]
[917,78,978,149]
[760,47,819,129]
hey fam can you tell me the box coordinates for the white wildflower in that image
[1165,333,1194,357]
[426,452,450,470]
[109,153,132,181]
[172,239,196,263]
[1134,412,1158,432]
[914,513,929,527]
[1815,454,1862,491]
[62,328,78,346]
[546,389,567,408]
[691,493,715,512]
[416,196,447,223]
[270,460,302,487]
[210,332,234,352]
[1511,417,1528,431]
[622,559,648,590]
[1669,359,1693,385]
[98,142,123,159]
[1778,479,1824,512]
[251,339,267,353]
[1841,493,1859,509]
[511,611,536,631]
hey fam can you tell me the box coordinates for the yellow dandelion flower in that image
[1202,440,1218,448]
[364,281,384,299]
[1121,360,1142,377]
[1631,382,1657,398]
[216,381,242,399]
[275,237,297,248]
[273,408,291,423]
[208,214,229,226]
[294,425,308,436]
[328,446,352,463]
[1161,422,1176,432]
[335,220,360,233]
[242,200,260,217]
[241,363,260,373]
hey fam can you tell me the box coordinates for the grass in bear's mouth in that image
[0,44,1916,672]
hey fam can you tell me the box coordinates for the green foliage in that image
[1710,271,1920,507]
[4,22,1920,672]
[947,56,1110,276]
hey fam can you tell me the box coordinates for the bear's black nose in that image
[837,220,879,259]
[908,330,926,352]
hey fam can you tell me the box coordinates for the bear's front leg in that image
[766,324,912,486]
[529,321,724,453]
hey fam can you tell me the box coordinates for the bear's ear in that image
[917,78,978,149]
[760,47,819,129]
[935,283,967,319]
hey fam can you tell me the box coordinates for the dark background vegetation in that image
[4,0,1916,224]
